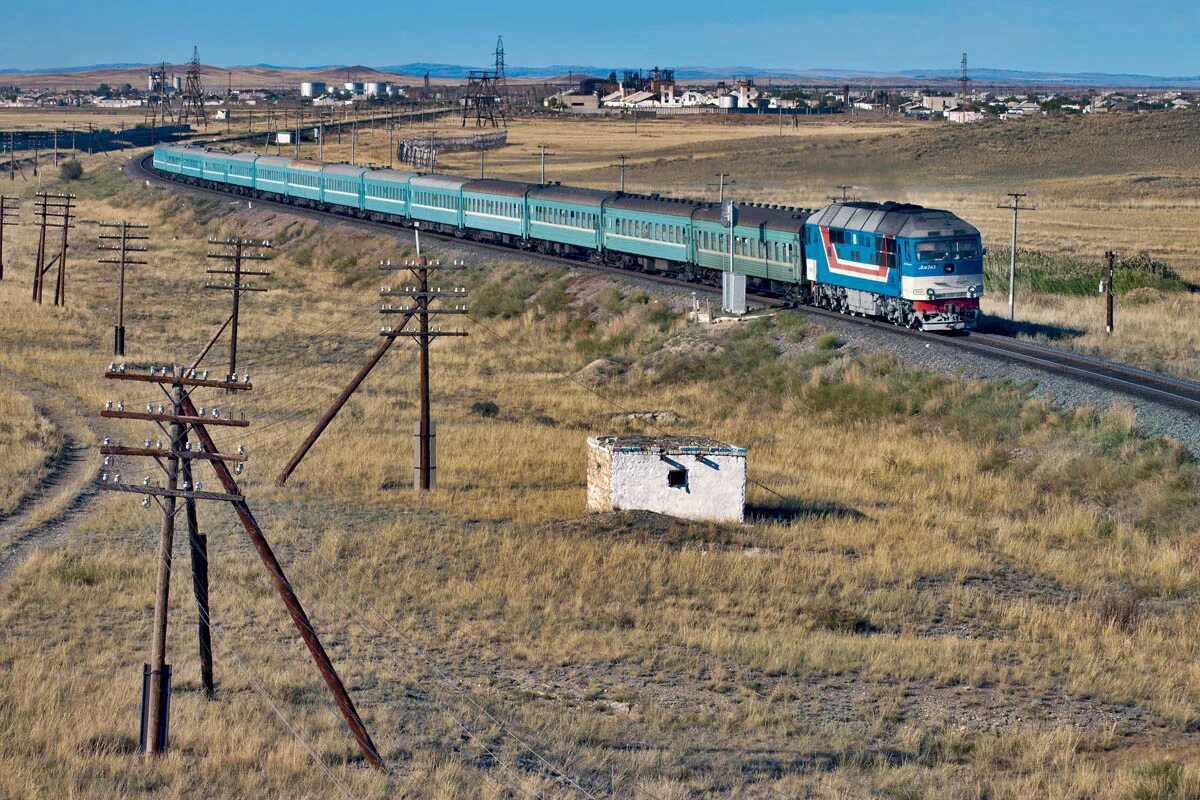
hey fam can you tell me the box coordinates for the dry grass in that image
[0,386,57,517]
[0,140,1198,797]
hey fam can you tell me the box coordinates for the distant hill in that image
[3,62,1197,89]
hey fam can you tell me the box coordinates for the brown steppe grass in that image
[0,115,1197,798]
[0,388,57,517]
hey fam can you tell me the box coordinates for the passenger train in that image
[153,144,984,330]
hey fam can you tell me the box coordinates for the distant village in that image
[545,69,1197,122]
[1,64,1196,126]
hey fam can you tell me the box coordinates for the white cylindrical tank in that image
[718,94,739,109]
[344,81,365,94]
[364,81,387,96]
[300,81,326,98]
[173,75,183,92]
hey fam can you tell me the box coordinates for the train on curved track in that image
[153,144,985,331]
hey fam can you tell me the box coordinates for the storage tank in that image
[718,94,739,109]
[172,75,183,92]
[300,81,326,98]
[364,81,387,97]
[344,81,365,95]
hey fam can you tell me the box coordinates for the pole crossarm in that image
[101,445,248,463]
[204,282,268,292]
[101,409,250,427]
[104,369,251,391]
[98,481,244,504]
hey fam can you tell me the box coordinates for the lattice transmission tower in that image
[180,46,208,128]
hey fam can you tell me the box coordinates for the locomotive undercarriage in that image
[160,167,972,331]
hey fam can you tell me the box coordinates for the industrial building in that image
[587,435,747,523]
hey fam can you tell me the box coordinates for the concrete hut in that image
[587,435,747,523]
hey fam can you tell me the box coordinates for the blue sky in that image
[2,0,1196,74]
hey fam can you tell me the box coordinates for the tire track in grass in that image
[0,369,109,584]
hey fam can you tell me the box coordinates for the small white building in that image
[587,435,747,523]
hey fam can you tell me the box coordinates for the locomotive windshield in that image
[915,238,980,261]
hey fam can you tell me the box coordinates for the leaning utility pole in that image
[380,240,468,491]
[204,238,271,382]
[31,191,74,306]
[1104,250,1116,334]
[997,192,1035,321]
[0,195,18,280]
[97,221,150,355]
[98,364,384,769]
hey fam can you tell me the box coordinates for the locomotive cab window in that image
[916,241,951,261]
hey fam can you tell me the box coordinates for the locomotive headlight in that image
[967,285,977,298]
[926,288,936,300]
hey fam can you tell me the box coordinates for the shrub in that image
[470,401,499,417]
[815,333,843,351]
[60,160,83,181]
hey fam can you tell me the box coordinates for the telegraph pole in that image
[97,221,150,355]
[997,192,1035,321]
[531,144,554,185]
[204,238,271,382]
[380,227,468,491]
[1104,250,1116,334]
[835,185,853,202]
[31,191,74,306]
[97,364,384,769]
[611,154,627,192]
[710,172,735,204]
[0,195,18,280]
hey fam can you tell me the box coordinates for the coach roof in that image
[528,185,617,206]
[608,194,706,218]
[410,174,468,191]
[463,179,534,197]
[694,203,811,233]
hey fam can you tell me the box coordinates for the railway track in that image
[127,152,1200,417]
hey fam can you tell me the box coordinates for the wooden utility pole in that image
[531,144,554,185]
[710,172,735,204]
[997,192,1035,321]
[204,238,271,382]
[1104,250,1116,334]
[0,195,18,280]
[97,221,149,355]
[380,227,468,491]
[610,154,627,192]
[180,426,213,697]
[98,365,384,769]
[277,224,468,487]
[31,192,74,306]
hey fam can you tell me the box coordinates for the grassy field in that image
[0,153,1198,798]
[0,387,58,518]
